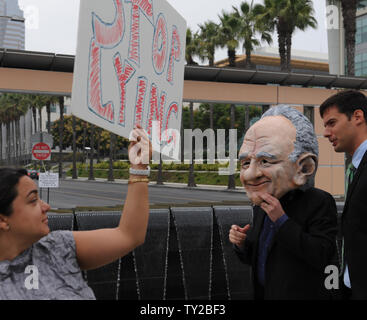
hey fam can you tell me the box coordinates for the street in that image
[39,178,249,210]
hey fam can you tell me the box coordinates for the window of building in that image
[356,14,367,45]
[358,0,367,10]
[354,52,367,76]
[304,106,314,127]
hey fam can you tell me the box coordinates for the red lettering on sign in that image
[164,102,178,144]
[147,83,166,138]
[93,0,124,48]
[88,38,114,122]
[167,26,181,84]
[132,0,153,17]
[134,76,147,127]
[152,14,168,74]
[114,53,136,126]
[127,0,153,65]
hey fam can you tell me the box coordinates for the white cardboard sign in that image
[71,0,186,158]
[39,173,59,188]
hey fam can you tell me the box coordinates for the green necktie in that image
[339,163,356,275]
[346,163,356,194]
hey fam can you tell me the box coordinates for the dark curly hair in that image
[319,90,367,123]
[0,168,28,217]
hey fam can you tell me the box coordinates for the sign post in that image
[71,0,187,160]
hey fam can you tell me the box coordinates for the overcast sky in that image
[18,0,328,61]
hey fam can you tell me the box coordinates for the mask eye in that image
[260,159,272,167]
[241,160,250,169]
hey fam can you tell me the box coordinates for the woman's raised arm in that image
[73,126,151,270]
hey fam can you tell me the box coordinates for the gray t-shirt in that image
[0,230,96,300]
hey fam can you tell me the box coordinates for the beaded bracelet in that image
[129,166,150,176]
[128,178,149,184]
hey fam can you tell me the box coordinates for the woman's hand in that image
[128,125,152,170]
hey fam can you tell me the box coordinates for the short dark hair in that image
[319,90,367,122]
[0,168,28,217]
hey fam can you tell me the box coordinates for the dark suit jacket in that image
[235,187,337,300]
[343,149,367,299]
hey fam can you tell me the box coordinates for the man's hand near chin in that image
[258,193,286,223]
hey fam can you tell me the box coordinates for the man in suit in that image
[229,105,337,300]
[320,90,367,299]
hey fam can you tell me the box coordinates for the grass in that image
[67,168,243,187]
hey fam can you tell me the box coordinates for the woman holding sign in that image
[0,126,151,300]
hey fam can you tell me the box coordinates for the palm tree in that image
[44,96,59,134]
[188,102,196,187]
[256,0,317,72]
[228,104,236,190]
[284,0,317,72]
[218,10,242,67]
[234,1,273,69]
[197,21,220,66]
[58,96,64,178]
[88,124,95,180]
[0,94,28,165]
[185,28,200,65]
[72,115,78,179]
[108,132,115,181]
[341,0,357,76]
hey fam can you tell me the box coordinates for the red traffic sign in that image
[32,142,51,161]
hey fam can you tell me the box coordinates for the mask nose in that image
[242,159,263,182]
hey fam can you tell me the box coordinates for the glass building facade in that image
[355,3,367,76]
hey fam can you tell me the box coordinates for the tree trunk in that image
[82,122,87,164]
[277,23,287,72]
[187,56,198,65]
[245,47,252,69]
[156,153,163,185]
[72,115,78,179]
[245,105,250,133]
[0,123,2,166]
[32,106,37,133]
[209,49,215,67]
[341,0,357,76]
[15,119,21,165]
[188,102,196,187]
[227,104,236,190]
[6,123,10,165]
[286,31,292,72]
[38,107,43,132]
[58,96,64,179]
[89,124,95,180]
[181,113,184,163]
[228,49,236,67]
[210,103,214,130]
[209,57,214,67]
[46,101,51,133]
[108,132,115,181]
[96,129,101,163]
[262,105,270,115]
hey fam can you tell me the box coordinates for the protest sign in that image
[71,0,186,159]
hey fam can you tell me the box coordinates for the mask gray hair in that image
[261,105,319,163]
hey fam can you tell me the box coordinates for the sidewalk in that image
[64,176,245,193]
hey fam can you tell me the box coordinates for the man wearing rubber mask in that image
[229,105,338,300]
